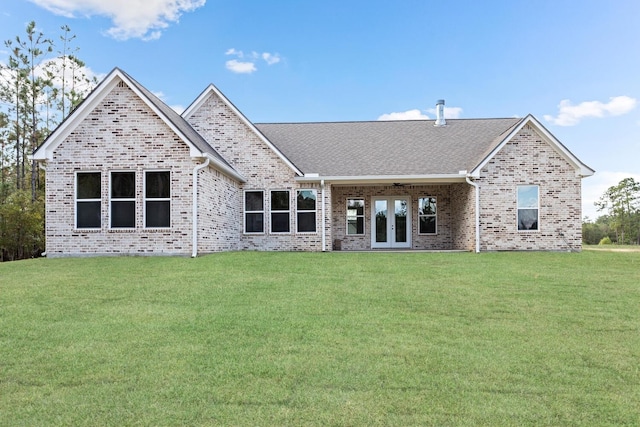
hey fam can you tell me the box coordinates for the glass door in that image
[371,197,411,249]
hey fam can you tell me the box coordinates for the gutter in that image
[191,157,210,258]
[465,175,481,253]
[295,174,467,185]
[203,153,247,183]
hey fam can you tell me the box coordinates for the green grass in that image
[1,251,639,426]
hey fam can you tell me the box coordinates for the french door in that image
[371,197,411,249]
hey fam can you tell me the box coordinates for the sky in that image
[2,0,639,220]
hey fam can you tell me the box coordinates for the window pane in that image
[419,216,436,234]
[77,173,101,199]
[112,201,135,228]
[375,200,387,243]
[419,197,436,215]
[518,209,538,230]
[297,190,316,210]
[297,212,316,232]
[245,191,264,211]
[112,172,135,198]
[146,172,170,198]
[518,186,538,209]
[347,199,364,215]
[246,213,264,233]
[271,191,289,211]
[77,201,101,228]
[348,218,364,235]
[271,212,290,233]
[146,201,170,227]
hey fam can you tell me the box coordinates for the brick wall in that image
[450,182,476,251]
[44,82,208,256]
[476,124,582,251]
[187,91,327,251]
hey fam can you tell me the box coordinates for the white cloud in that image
[262,52,281,65]
[225,59,257,74]
[377,109,430,121]
[582,171,640,220]
[544,96,637,126]
[38,57,104,92]
[224,48,281,73]
[29,0,206,40]
[377,106,462,121]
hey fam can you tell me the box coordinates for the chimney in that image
[434,99,446,127]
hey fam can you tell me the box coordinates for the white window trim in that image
[244,189,265,234]
[109,170,136,229]
[346,198,365,236]
[75,171,101,230]
[418,196,437,235]
[517,184,540,232]
[144,170,171,229]
[296,189,318,234]
[270,189,291,234]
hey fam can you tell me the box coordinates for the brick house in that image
[32,68,594,257]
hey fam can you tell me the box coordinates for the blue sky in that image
[2,0,639,219]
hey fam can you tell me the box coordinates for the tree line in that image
[583,177,640,245]
[0,22,96,261]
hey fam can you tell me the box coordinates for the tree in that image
[0,22,95,261]
[595,177,640,244]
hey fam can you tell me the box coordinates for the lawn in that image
[1,251,639,426]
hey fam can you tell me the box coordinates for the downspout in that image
[321,179,326,251]
[39,162,47,257]
[191,158,210,258]
[466,176,480,253]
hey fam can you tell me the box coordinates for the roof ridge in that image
[255,117,522,125]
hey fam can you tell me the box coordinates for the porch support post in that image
[466,176,481,253]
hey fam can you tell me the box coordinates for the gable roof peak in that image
[182,83,303,176]
[32,67,245,182]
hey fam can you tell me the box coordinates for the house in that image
[32,68,594,257]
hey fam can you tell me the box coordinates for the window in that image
[418,197,437,234]
[145,171,170,228]
[270,190,290,233]
[517,185,539,231]
[346,199,365,235]
[111,172,135,228]
[76,172,101,228]
[244,190,264,233]
[297,190,317,233]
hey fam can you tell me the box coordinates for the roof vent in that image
[434,99,446,127]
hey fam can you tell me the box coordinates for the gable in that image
[183,84,303,177]
[33,68,245,182]
[469,115,594,178]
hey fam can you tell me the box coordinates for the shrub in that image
[598,236,612,245]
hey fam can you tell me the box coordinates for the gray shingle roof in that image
[255,118,522,176]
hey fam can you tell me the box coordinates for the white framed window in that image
[418,197,437,234]
[244,190,264,233]
[297,189,317,233]
[346,198,365,235]
[76,172,101,229]
[517,185,539,231]
[110,171,136,228]
[270,190,290,233]
[144,171,170,228]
